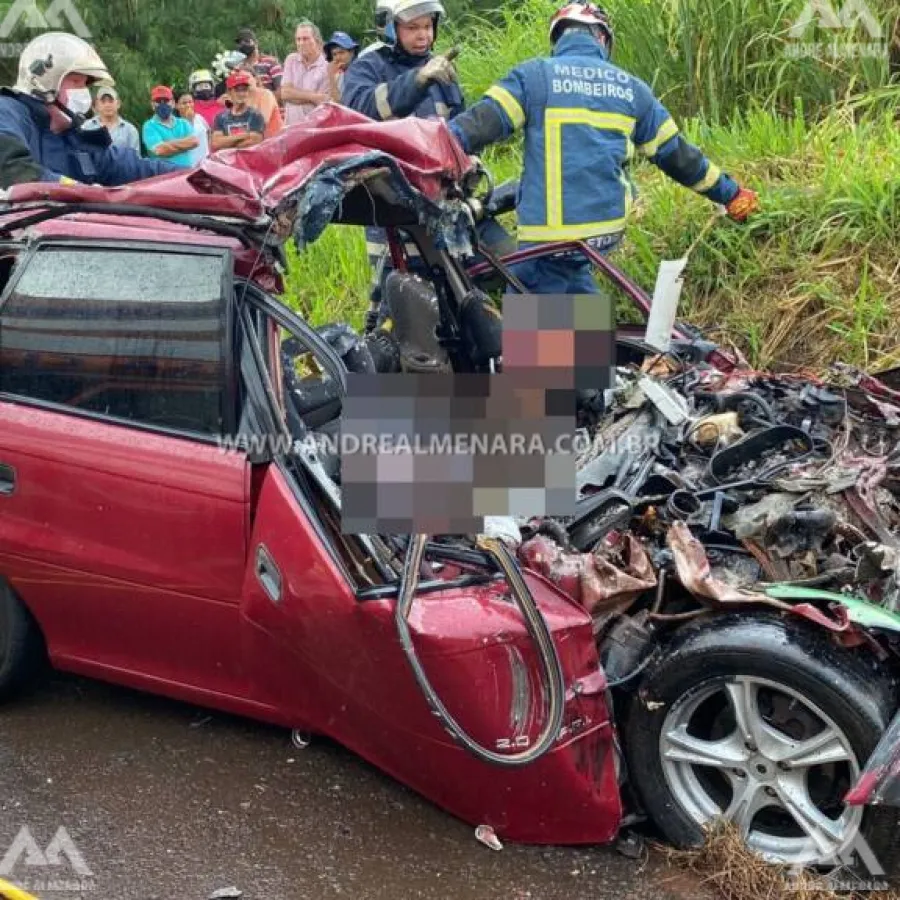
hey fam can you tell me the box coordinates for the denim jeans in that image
[506,254,601,295]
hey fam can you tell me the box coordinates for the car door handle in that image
[255,544,282,605]
[0,463,15,496]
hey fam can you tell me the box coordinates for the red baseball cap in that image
[151,85,173,101]
[226,70,252,90]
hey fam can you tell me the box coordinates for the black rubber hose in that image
[394,534,567,767]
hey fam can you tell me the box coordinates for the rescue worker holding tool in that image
[448,3,760,294]
[0,33,181,189]
[342,0,469,331]
[342,0,463,123]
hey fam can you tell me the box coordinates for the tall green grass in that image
[450,0,898,121]
[616,105,900,370]
[283,0,900,371]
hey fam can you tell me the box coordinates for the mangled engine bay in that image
[11,107,900,849]
[294,292,900,676]
[281,227,900,668]
[519,355,900,671]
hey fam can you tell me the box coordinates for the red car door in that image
[236,298,623,844]
[0,240,252,704]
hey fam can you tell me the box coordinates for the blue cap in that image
[324,31,360,59]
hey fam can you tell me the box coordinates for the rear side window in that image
[0,245,232,436]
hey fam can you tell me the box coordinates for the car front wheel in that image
[624,613,899,875]
[0,581,44,700]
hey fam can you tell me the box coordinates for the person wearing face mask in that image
[0,32,180,188]
[141,85,199,167]
[235,28,283,97]
[188,69,221,128]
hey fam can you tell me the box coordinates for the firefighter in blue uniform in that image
[343,0,463,128]
[342,0,467,330]
[448,3,760,294]
[0,32,180,189]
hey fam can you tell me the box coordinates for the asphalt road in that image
[0,673,704,900]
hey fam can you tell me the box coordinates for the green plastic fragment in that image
[764,584,900,631]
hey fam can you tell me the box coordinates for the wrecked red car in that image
[0,104,898,880]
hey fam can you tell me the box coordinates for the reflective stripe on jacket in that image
[343,44,465,266]
[0,90,179,188]
[450,32,739,246]
[342,45,464,123]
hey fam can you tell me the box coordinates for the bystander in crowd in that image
[239,66,283,138]
[235,27,283,95]
[88,85,140,152]
[323,31,359,102]
[127,16,370,157]
[142,84,197,166]
[281,21,330,125]
[176,91,210,164]
[188,69,221,128]
[211,70,266,151]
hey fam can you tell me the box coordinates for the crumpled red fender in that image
[518,532,657,615]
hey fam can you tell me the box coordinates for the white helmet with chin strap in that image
[374,0,398,39]
[357,0,396,57]
[15,32,112,102]
[384,0,445,48]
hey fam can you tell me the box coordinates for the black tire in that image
[624,612,900,879]
[0,581,45,700]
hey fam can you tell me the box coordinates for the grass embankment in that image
[282,0,900,373]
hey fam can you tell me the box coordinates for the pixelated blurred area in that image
[339,294,614,535]
[503,294,614,391]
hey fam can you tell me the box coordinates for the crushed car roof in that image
[3,105,473,225]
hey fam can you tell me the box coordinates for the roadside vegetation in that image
[283,0,900,373]
[662,820,900,900]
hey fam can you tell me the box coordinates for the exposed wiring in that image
[604,648,661,689]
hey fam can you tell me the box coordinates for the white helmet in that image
[15,32,112,101]
[392,0,445,24]
[385,0,445,46]
[375,0,398,37]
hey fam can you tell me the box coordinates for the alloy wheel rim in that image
[659,675,862,866]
